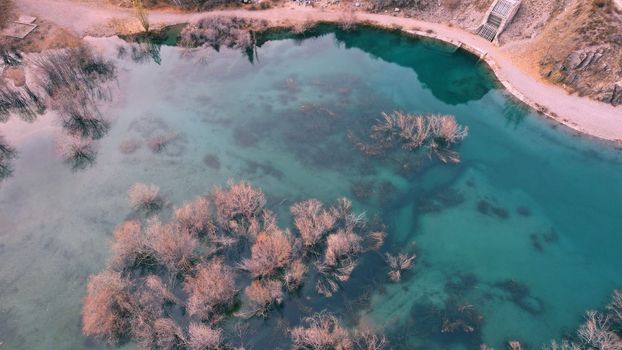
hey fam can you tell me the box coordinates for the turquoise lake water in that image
[1,26,622,349]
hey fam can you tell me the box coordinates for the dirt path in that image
[15,0,622,144]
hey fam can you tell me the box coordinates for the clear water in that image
[1,26,622,349]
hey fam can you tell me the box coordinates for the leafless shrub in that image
[146,220,198,275]
[180,16,265,50]
[607,290,622,328]
[132,0,150,32]
[81,271,133,344]
[55,134,97,170]
[290,199,336,249]
[128,182,162,212]
[143,275,179,305]
[357,111,468,163]
[384,252,416,282]
[290,311,353,350]
[184,259,237,320]
[244,279,283,317]
[188,323,223,350]
[241,226,293,278]
[577,311,622,350]
[154,318,185,349]
[110,220,148,271]
[363,231,386,252]
[292,19,315,34]
[119,139,141,154]
[212,180,266,236]
[147,132,178,153]
[541,340,581,350]
[174,196,217,237]
[353,329,388,350]
[324,231,362,267]
[285,259,308,291]
[339,9,358,31]
[507,340,522,350]
[330,197,367,233]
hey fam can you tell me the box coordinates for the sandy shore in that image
[15,0,622,144]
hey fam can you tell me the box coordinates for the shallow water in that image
[1,26,622,349]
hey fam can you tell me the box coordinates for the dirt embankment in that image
[357,0,622,105]
[383,0,622,106]
[532,0,622,105]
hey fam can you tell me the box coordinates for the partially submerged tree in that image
[184,259,237,320]
[212,180,266,236]
[187,323,223,350]
[82,271,133,344]
[241,224,294,278]
[290,312,353,350]
[146,220,198,275]
[290,199,336,250]
[354,111,468,163]
[243,279,283,317]
[384,252,416,282]
[84,180,392,346]
[128,182,163,212]
[174,196,216,237]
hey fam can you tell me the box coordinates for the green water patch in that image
[1,26,622,349]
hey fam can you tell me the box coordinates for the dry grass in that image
[529,0,622,103]
[0,0,14,30]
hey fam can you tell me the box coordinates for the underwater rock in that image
[203,153,221,170]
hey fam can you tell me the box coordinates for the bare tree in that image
[81,271,133,344]
[132,0,150,32]
[128,182,162,212]
[184,259,237,320]
[384,252,416,282]
[290,312,353,350]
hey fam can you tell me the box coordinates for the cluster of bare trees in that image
[291,311,387,350]
[352,111,468,164]
[539,290,622,350]
[291,197,386,297]
[83,180,389,348]
[180,16,268,50]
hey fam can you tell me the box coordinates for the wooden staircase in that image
[478,0,521,43]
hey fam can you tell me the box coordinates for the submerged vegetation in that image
[82,180,390,348]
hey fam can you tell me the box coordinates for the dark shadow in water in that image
[0,137,17,181]
[503,99,529,128]
[256,25,496,105]
[493,279,545,316]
